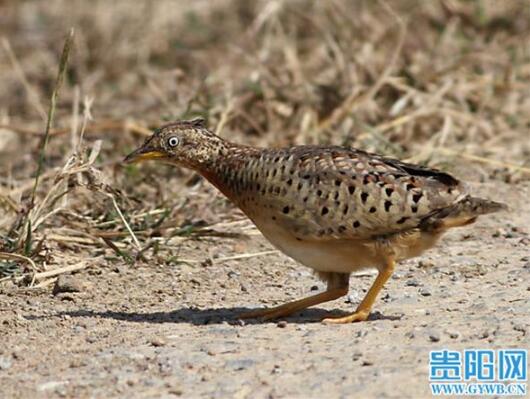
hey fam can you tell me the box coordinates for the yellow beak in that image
[123,148,166,164]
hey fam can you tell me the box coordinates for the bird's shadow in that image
[31,306,401,325]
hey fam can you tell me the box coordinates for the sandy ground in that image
[0,180,528,399]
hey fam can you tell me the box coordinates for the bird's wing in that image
[256,146,467,241]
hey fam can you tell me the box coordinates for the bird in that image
[124,118,506,324]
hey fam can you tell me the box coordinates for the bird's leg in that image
[323,257,395,324]
[239,274,349,321]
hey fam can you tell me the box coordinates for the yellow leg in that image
[239,286,348,321]
[323,258,395,324]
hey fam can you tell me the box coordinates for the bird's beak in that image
[123,146,166,164]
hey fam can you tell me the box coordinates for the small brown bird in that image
[125,118,506,323]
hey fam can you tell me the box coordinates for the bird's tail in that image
[420,195,508,231]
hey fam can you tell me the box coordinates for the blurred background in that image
[0,0,529,277]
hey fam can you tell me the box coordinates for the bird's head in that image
[124,118,226,170]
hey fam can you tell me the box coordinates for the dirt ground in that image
[1,180,528,398]
[1,1,530,398]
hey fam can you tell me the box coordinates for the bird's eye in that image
[167,136,180,147]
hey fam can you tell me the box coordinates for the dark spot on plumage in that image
[256,183,261,190]
[327,228,333,234]
[412,193,423,203]
[283,206,290,214]
[321,207,329,216]
[411,206,418,213]
[274,187,280,194]
[353,221,361,228]
[297,183,303,190]
[363,175,371,185]
[338,225,346,233]
[384,200,392,212]
[317,189,322,196]
[385,187,394,197]
[348,186,355,195]
[272,169,277,177]
[303,196,308,202]
[335,180,341,186]
[318,229,325,236]
[361,192,369,203]
[302,174,311,180]
[272,216,276,221]
[333,191,339,200]
[406,183,415,191]
[397,216,408,224]
[369,206,376,213]
[343,205,349,215]
[296,237,302,241]
[287,178,292,186]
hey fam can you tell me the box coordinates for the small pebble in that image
[53,276,84,296]
[418,260,435,268]
[406,279,420,287]
[513,324,526,334]
[56,293,76,302]
[168,388,183,396]
[150,337,167,347]
[361,359,373,366]
[276,321,288,328]
[479,330,489,339]
[0,356,12,370]
[201,258,213,267]
[447,330,460,339]
[345,293,361,303]
[493,228,506,238]
[419,288,432,297]
[86,336,97,344]
[429,332,441,342]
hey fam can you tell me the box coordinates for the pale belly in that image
[249,216,443,274]
[251,218,383,273]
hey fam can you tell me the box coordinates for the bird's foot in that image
[322,309,370,324]
[238,305,295,321]
[238,289,349,321]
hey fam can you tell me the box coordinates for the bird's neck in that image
[197,141,262,200]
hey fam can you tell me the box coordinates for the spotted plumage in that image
[211,145,467,241]
[125,119,507,323]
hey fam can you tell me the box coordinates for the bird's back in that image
[211,145,480,241]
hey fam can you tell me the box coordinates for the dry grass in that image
[0,0,529,284]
